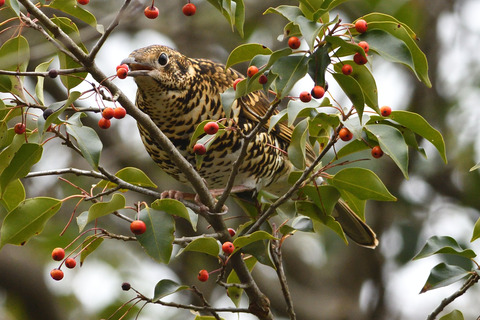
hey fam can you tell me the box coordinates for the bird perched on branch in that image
[122,45,378,248]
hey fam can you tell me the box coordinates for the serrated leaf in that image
[0,143,43,195]
[439,310,464,320]
[80,235,104,264]
[332,72,365,121]
[136,207,175,263]
[332,167,396,201]
[153,279,189,302]
[413,236,476,260]
[226,44,272,69]
[420,263,470,294]
[0,179,25,212]
[227,256,257,307]
[115,167,157,188]
[176,237,219,257]
[288,118,308,169]
[87,193,125,223]
[0,197,62,248]
[66,122,102,169]
[365,124,409,179]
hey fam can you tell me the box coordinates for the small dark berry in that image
[258,74,268,85]
[122,282,131,291]
[43,108,54,120]
[48,69,58,78]
[228,228,236,237]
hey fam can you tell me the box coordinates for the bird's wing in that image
[238,91,317,164]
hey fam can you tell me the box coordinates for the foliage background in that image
[1,0,480,319]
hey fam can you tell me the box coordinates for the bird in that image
[121,45,378,248]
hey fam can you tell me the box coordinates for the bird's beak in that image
[120,57,153,77]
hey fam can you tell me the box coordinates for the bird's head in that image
[121,45,195,90]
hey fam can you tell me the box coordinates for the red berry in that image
[380,106,392,117]
[193,143,207,155]
[0,0,4,7]
[341,64,353,75]
[65,258,76,269]
[98,117,111,129]
[247,66,259,78]
[222,241,235,255]
[144,5,159,19]
[113,107,127,119]
[197,269,209,282]
[50,269,64,281]
[338,128,353,141]
[14,123,26,135]
[288,36,301,49]
[353,52,368,65]
[228,228,236,237]
[182,3,196,16]
[258,74,268,85]
[355,19,368,33]
[358,41,369,53]
[204,122,219,135]
[371,145,384,158]
[233,78,242,90]
[102,107,114,119]
[130,220,147,235]
[51,248,65,261]
[116,64,129,72]
[116,68,128,79]
[77,0,89,5]
[311,86,325,99]
[299,91,311,103]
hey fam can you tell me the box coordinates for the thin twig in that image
[191,286,222,320]
[0,68,86,77]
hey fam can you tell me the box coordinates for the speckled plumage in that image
[123,45,295,191]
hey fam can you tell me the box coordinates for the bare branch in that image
[0,68,86,77]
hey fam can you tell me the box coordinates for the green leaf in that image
[307,44,331,88]
[0,197,62,248]
[233,231,276,251]
[0,143,43,195]
[227,256,257,307]
[333,61,378,113]
[6,0,21,16]
[419,263,470,294]
[0,133,27,175]
[0,179,25,212]
[80,235,104,264]
[34,58,54,105]
[471,217,480,242]
[153,279,189,302]
[0,35,29,98]
[206,0,245,37]
[270,55,308,99]
[301,185,340,216]
[66,121,103,169]
[48,0,98,29]
[115,167,157,188]
[226,44,272,69]
[365,124,409,178]
[336,139,370,159]
[338,190,365,220]
[288,118,309,169]
[38,92,81,138]
[136,207,175,263]
[325,35,366,57]
[294,15,322,51]
[387,111,446,163]
[264,5,302,22]
[439,310,464,320]
[332,168,397,201]
[87,193,125,223]
[413,236,476,260]
[176,237,219,257]
[332,72,365,121]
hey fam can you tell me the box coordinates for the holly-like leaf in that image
[288,118,309,169]
[0,143,43,195]
[419,263,470,294]
[226,43,272,69]
[87,193,126,224]
[176,237,220,257]
[413,236,476,260]
[115,167,157,188]
[136,207,175,263]
[153,279,189,302]
[80,235,104,264]
[0,197,62,248]
[365,124,409,178]
[332,168,397,201]
[66,120,103,169]
[227,256,257,307]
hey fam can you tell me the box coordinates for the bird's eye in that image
[158,53,168,66]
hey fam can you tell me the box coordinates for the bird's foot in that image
[160,190,195,201]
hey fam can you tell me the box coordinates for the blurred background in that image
[1,0,480,319]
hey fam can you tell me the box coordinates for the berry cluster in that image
[144,0,196,19]
[50,247,77,281]
[196,240,236,282]
[98,106,126,129]
[193,121,221,155]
